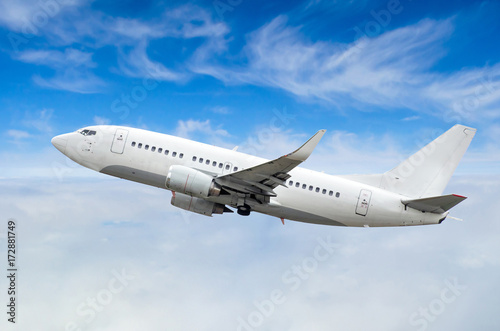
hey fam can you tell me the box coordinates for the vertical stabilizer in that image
[380,125,476,198]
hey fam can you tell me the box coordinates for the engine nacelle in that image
[166,165,221,198]
[171,192,225,216]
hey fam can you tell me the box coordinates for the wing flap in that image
[402,194,467,213]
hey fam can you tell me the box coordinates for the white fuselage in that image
[52,125,446,227]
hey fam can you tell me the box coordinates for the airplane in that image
[51,124,476,227]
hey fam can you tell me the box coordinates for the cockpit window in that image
[79,129,96,136]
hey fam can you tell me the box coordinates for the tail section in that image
[380,125,476,198]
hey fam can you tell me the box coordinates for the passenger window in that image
[179,153,184,159]
[289,181,293,186]
[212,161,217,167]
[322,189,326,194]
[199,158,204,163]
[295,182,300,187]
[131,142,136,147]
[138,143,143,149]
[158,148,163,153]
[234,167,238,171]
[145,145,149,150]
[172,152,177,157]
[219,163,223,168]
[309,185,313,191]
[302,184,306,189]
[165,150,169,155]
[206,160,210,165]
[151,146,156,152]
[336,192,340,198]
[315,187,320,193]
[193,156,197,161]
[225,164,230,170]
[329,191,333,196]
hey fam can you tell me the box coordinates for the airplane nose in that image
[51,134,68,154]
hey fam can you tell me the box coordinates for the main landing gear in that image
[237,204,251,216]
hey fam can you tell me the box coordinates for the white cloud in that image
[162,5,229,39]
[402,115,420,121]
[117,41,188,82]
[15,48,103,92]
[314,130,402,173]
[174,119,229,140]
[115,5,228,81]
[1,172,499,331]
[0,0,83,32]
[191,16,451,101]
[33,70,106,94]
[6,129,31,139]
[191,16,500,122]
[8,108,55,137]
[93,116,111,125]
[4,4,230,93]
[16,48,96,68]
[4,3,500,118]
[2,119,499,329]
[208,106,231,114]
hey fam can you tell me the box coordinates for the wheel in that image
[237,204,251,216]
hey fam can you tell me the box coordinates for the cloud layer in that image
[1,173,499,331]
[2,2,500,123]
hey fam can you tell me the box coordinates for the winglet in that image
[284,130,326,161]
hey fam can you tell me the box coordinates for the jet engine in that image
[166,165,221,198]
[171,192,225,216]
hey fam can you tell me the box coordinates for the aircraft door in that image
[355,189,372,216]
[111,129,129,154]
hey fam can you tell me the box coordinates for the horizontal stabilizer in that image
[402,194,467,213]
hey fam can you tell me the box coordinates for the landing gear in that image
[237,204,251,216]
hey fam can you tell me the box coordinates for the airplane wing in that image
[215,130,326,197]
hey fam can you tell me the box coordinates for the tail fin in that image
[380,125,476,198]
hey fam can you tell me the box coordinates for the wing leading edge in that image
[216,130,326,197]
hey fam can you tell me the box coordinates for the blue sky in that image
[1,1,500,331]
[0,0,499,159]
